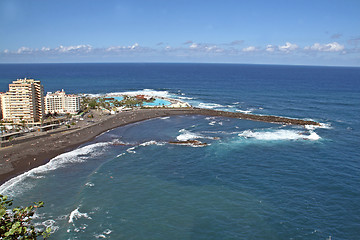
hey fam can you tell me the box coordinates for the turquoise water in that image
[0,63,359,239]
[144,98,170,106]
[104,96,170,106]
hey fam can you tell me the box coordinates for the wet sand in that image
[0,108,318,185]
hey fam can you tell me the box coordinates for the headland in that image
[0,107,319,185]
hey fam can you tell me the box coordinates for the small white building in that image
[45,90,80,114]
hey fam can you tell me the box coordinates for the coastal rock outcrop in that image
[168,140,208,146]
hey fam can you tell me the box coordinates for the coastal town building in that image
[1,78,45,123]
[45,90,80,114]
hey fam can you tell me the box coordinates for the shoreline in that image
[0,108,319,186]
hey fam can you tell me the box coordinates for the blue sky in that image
[1,0,360,66]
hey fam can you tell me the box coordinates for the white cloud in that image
[17,47,32,54]
[265,42,299,53]
[2,41,354,64]
[266,44,276,52]
[242,46,257,52]
[205,45,221,52]
[304,42,344,52]
[106,43,143,52]
[56,44,92,53]
[130,43,139,49]
[278,42,298,52]
[189,43,198,49]
[187,43,224,53]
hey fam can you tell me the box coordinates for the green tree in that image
[88,99,98,109]
[0,195,51,239]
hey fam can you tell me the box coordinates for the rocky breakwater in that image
[190,108,320,126]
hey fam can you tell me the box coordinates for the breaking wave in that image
[139,140,165,146]
[238,129,321,141]
[305,122,332,130]
[178,96,194,100]
[198,102,225,109]
[236,109,252,114]
[176,129,203,141]
[68,208,92,223]
[106,89,171,98]
[0,142,110,196]
[85,89,172,99]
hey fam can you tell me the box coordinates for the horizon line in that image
[0,61,359,68]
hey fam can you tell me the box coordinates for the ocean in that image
[0,63,359,239]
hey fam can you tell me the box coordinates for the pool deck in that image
[99,94,191,108]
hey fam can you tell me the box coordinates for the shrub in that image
[0,194,51,239]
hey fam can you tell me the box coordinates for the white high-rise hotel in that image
[0,78,81,123]
[45,90,80,114]
[1,78,44,123]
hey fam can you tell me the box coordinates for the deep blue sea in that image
[0,63,359,240]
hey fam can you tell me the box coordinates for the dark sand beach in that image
[0,108,318,185]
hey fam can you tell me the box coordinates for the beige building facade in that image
[1,78,45,123]
[45,90,80,114]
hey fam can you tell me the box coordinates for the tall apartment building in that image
[45,90,80,114]
[1,78,45,123]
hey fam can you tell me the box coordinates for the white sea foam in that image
[205,117,216,120]
[85,182,94,187]
[238,129,321,141]
[0,142,109,196]
[160,116,170,120]
[208,119,223,126]
[95,234,106,239]
[84,93,103,98]
[68,208,92,223]
[205,117,223,126]
[172,141,208,147]
[178,96,194,100]
[305,122,332,130]
[142,140,165,146]
[126,147,136,154]
[236,109,252,114]
[94,229,112,239]
[42,219,59,233]
[188,143,208,147]
[198,102,225,109]
[176,129,203,141]
[111,139,135,146]
[139,140,157,146]
[305,125,316,130]
[307,131,321,140]
[106,89,171,98]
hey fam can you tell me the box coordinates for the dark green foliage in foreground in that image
[0,195,51,239]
